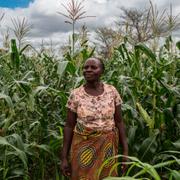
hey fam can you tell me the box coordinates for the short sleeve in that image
[113,87,123,106]
[66,90,78,113]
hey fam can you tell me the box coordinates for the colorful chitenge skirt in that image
[70,122,119,180]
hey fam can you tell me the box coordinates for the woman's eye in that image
[83,65,98,70]
[91,66,97,69]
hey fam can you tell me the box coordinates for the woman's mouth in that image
[84,73,93,77]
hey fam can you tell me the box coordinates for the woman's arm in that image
[114,104,128,174]
[60,109,77,177]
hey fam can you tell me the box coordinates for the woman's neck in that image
[85,81,102,89]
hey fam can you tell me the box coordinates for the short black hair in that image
[95,57,105,72]
[84,57,105,73]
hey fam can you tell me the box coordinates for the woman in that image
[60,57,128,179]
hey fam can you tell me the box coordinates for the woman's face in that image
[83,58,103,82]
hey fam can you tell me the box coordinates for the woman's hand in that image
[121,156,128,175]
[60,158,71,177]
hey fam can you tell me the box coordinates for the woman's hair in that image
[95,57,105,72]
[84,57,105,73]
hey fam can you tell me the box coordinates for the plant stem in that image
[72,21,75,57]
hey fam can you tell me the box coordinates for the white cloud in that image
[0,0,180,48]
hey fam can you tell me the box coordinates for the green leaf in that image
[139,135,158,161]
[154,160,177,169]
[19,44,31,55]
[135,44,156,61]
[33,85,48,96]
[158,80,180,97]
[136,102,154,129]
[57,61,68,79]
[66,61,76,74]
[15,80,32,94]
[133,162,161,180]
[31,143,52,154]
[172,140,180,150]
[0,93,14,108]
[176,41,180,50]
[0,136,28,169]
[104,177,138,180]
[170,170,180,180]
[128,126,138,147]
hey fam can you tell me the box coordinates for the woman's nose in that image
[86,67,92,71]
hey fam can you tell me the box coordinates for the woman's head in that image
[83,57,104,82]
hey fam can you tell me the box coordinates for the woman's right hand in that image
[60,158,71,177]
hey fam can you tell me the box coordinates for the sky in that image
[0,0,180,48]
[0,0,33,8]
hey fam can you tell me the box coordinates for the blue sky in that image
[0,0,33,8]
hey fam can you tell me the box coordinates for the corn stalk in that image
[58,0,95,56]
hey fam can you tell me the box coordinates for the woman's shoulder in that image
[104,83,122,104]
[104,83,118,92]
[69,85,83,95]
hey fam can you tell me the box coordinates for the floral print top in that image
[66,83,122,130]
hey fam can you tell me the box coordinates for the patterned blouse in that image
[66,83,122,131]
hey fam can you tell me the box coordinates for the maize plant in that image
[0,35,179,179]
[103,36,180,178]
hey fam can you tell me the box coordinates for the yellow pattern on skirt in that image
[70,123,119,180]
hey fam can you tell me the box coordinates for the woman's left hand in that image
[121,156,128,175]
